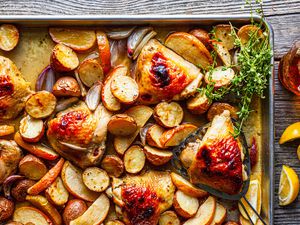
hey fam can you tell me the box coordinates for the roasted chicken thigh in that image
[188,110,246,195]
[111,171,175,225]
[0,56,32,120]
[136,39,203,104]
[47,101,112,168]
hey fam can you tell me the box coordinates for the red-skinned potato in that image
[237,25,264,46]
[144,145,173,166]
[45,177,69,206]
[153,102,184,128]
[173,190,199,218]
[0,197,14,223]
[77,59,104,87]
[107,114,137,136]
[0,24,19,51]
[100,155,124,178]
[63,199,87,225]
[204,66,235,89]
[52,76,81,97]
[187,91,211,115]
[207,102,238,121]
[19,115,44,143]
[146,124,165,148]
[13,206,52,225]
[96,31,111,74]
[19,154,47,180]
[189,28,210,49]
[51,43,79,72]
[11,179,36,202]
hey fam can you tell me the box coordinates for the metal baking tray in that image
[0,14,274,225]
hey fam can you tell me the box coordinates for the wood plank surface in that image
[0,0,300,224]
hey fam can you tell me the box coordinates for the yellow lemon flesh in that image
[279,122,300,144]
[238,179,261,224]
[279,165,299,206]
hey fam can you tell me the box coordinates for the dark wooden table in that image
[1,0,300,224]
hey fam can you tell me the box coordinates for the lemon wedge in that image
[279,122,300,144]
[279,165,299,206]
[297,145,300,161]
[238,179,261,224]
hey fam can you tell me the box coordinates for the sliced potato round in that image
[19,154,47,180]
[107,114,137,136]
[211,41,232,67]
[237,25,264,46]
[110,75,139,104]
[77,58,104,87]
[165,32,213,69]
[174,73,203,100]
[45,177,69,206]
[160,124,197,147]
[214,24,235,50]
[101,155,124,177]
[187,91,211,115]
[25,91,57,119]
[124,145,145,174]
[146,124,165,148]
[143,145,173,166]
[13,206,52,225]
[0,24,19,51]
[52,76,81,97]
[49,28,96,52]
[51,43,79,72]
[189,28,210,49]
[212,203,227,225]
[159,211,180,225]
[207,102,238,121]
[179,140,200,168]
[19,115,44,143]
[173,190,199,218]
[82,167,110,192]
[154,102,184,128]
[204,66,235,88]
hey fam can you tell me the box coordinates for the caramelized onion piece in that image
[132,30,157,60]
[107,27,136,40]
[3,175,24,199]
[86,81,102,111]
[75,70,87,97]
[127,27,153,58]
[110,39,128,67]
[55,97,79,113]
[139,123,154,146]
[36,65,55,92]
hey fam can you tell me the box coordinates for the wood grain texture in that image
[0,0,300,224]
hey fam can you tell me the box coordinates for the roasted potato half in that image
[187,91,211,115]
[100,155,124,178]
[45,177,69,206]
[189,28,210,49]
[204,66,235,88]
[0,197,14,222]
[237,25,264,46]
[0,24,19,51]
[63,199,87,225]
[214,24,235,50]
[53,76,81,97]
[165,32,213,69]
[159,211,180,225]
[96,31,111,74]
[173,190,199,218]
[211,41,232,67]
[19,115,45,143]
[49,28,96,52]
[143,145,173,166]
[51,43,79,72]
[13,206,52,225]
[124,145,146,174]
[146,124,165,148]
[207,102,238,121]
[77,59,104,88]
[82,167,110,192]
[19,154,47,180]
[0,125,15,137]
[107,114,137,136]
[154,102,184,128]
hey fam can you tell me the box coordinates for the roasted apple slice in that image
[0,24,19,51]
[52,76,81,97]
[69,193,110,225]
[25,91,57,119]
[160,124,197,147]
[13,206,53,225]
[159,211,180,225]
[111,75,139,104]
[19,154,47,180]
[173,190,199,218]
[154,102,184,128]
[45,177,69,206]
[101,155,124,178]
[214,24,235,50]
[124,145,146,174]
[144,145,173,166]
[207,102,238,121]
[77,59,104,87]
[107,114,137,136]
[26,195,62,225]
[170,173,208,198]
[165,32,213,69]
[19,115,45,143]
[96,31,111,74]
[82,167,110,192]
[187,91,211,115]
[51,43,79,72]
[204,66,235,88]
[61,161,99,202]
[49,28,96,52]
[146,124,166,148]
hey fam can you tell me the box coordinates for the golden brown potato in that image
[77,59,104,87]
[19,154,47,180]
[143,145,173,166]
[204,67,235,89]
[25,91,57,119]
[154,102,184,128]
[187,91,211,115]
[211,203,227,225]
[49,28,96,53]
[174,74,203,100]
[165,32,213,69]
[13,206,52,225]
[107,114,137,136]
[237,25,264,46]
[82,167,110,192]
[207,102,238,121]
[211,41,232,66]
[189,28,210,49]
[52,76,81,97]
[146,124,165,148]
[124,145,145,174]
[11,179,35,202]
[0,125,15,137]
[63,199,88,225]
[51,43,79,72]
[179,140,200,169]
[0,197,14,222]
[214,24,235,50]
[45,177,69,206]
[173,190,199,218]
[0,24,19,51]
[19,115,45,143]
[158,211,180,225]
[106,220,125,225]
[110,75,139,104]
[101,155,124,177]
[96,31,111,74]
[4,221,23,225]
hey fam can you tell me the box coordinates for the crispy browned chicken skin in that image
[0,56,32,120]
[188,110,246,195]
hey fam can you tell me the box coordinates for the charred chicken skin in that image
[0,56,32,120]
[112,171,175,225]
[47,101,112,168]
[136,39,203,104]
[188,110,246,195]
